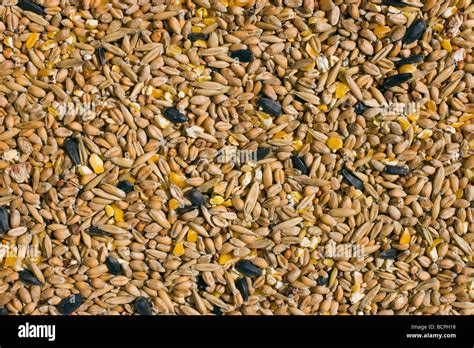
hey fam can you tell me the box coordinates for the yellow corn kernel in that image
[305,44,317,59]
[105,205,114,218]
[313,198,319,205]
[407,113,419,123]
[3,37,14,48]
[26,33,40,49]
[293,140,303,151]
[273,131,288,139]
[128,176,136,184]
[210,196,225,205]
[459,114,473,122]
[193,40,207,48]
[301,60,315,71]
[230,0,250,6]
[318,104,328,112]
[455,189,463,198]
[335,82,350,98]
[40,40,57,51]
[169,198,180,210]
[202,18,217,25]
[173,241,185,256]
[169,171,186,188]
[451,121,463,128]
[290,191,303,203]
[301,30,312,37]
[399,64,417,74]
[89,153,105,174]
[374,25,391,38]
[223,199,232,207]
[327,136,343,150]
[257,111,273,129]
[196,7,208,18]
[441,39,452,52]
[323,259,334,267]
[399,229,410,245]
[191,26,202,33]
[113,205,124,222]
[431,238,444,248]
[77,165,93,175]
[397,116,411,131]
[187,230,198,243]
[433,23,443,32]
[309,258,317,265]
[425,100,436,112]
[417,129,433,139]
[218,253,233,265]
[166,44,181,57]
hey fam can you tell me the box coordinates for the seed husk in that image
[188,33,209,42]
[18,0,46,15]
[63,138,81,165]
[257,97,282,117]
[379,249,399,260]
[96,47,106,66]
[382,0,408,7]
[403,19,427,44]
[0,207,10,233]
[382,73,412,89]
[134,297,153,315]
[230,49,254,63]
[235,260,262,277]
[87,226,110,236]
[163,107,188,123]
[394,54,424,67]
[341,169,363,190]
[57,294,84,315]
[235,277,249,301]
[186,188,206,207]
[117,180,133,194]
[256,148,271,161]
[19,270,43,286]
[105,256,122,275]
[385,165,409,176]
[291,155,309,175]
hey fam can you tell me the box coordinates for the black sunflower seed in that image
[381,73,412,89]
[0,207,10,233]
[63,138,81,165]
[230,49,254,63]
[96,46,105,66]
[235,260,262,277]
[163,107,188,123]
[403,18,426,44]
[0,307,8,315]
[176,205,196,215]
[188,32,209,42]
[235,277,249,301]
[382,0,408,7]
[257,97,282,117]
[256,147,271,161]
[354,102,368,115]
[18,0,46,15]
[317,276,329,286]
[341,169,363,190]
[212,306,223,315]
[19,270,42,286]
[196,275,207,291]
[134,297,153,315]
[394,54,423,67]
[105,256,122,275]
[57,294,84,315]
[291,155,308,175]
[385,165,409,176]
[87,226,109,236]
[117,180,133,194]
[379,248,399,260]
[186,188,206,207]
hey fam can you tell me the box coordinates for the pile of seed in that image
[0,0,473,316]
